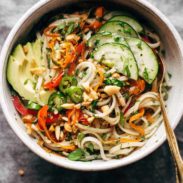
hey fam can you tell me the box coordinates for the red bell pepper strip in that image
[68,42,85,75]
[44,71,64,90]
[12,96,37,116]
[68,62,76,76]
[76,42,85,56]
[79,110,89,125]
[46,113,61,124]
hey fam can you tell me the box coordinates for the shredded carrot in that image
[38,105,57,143]
[95,6,104,18]
[67,108,76,124]
[59,42,76,68]
[94,67,104,91]
[146,113,155,124]
[72,109,80,125]
[120,138,141,143]
[91,20,102,30]
[60,145,76,151]
[130,79,146,95]
[129,108,145,136]
[44,26,60,37]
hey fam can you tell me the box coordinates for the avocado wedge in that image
[7,43,54,105]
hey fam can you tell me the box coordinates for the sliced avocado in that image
[32,38,45,67]
[7,44,54,105]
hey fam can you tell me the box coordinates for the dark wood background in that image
[0,0,183,183]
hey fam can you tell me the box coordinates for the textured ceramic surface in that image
[0,0,183,171]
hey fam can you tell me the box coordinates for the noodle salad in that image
[7,7,171,161]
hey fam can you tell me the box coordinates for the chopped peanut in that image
[104,85,121,96]
[64,123,72,132]
[101,105,110,113]
[112,73,120,78]
[61,103,75,109]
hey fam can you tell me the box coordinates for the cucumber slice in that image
[126,37,158,84]
[93,43,138,80]
[109,15,143,33]
[103,11,132,20]
[88,32,128,48]
[99,21,138,38]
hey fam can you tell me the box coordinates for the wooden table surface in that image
[0,0,183,183]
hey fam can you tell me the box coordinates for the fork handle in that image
[159,95,183,183]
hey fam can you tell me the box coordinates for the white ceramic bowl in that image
[1,0,183,171]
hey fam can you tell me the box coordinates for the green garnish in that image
[91,100,98,112]
[87,143,94,153]
[77,133,85,142]
[68,148,84,161]
[54,23,66,32]
[123,28,132,35]
[114,37,121,43]
[120,112,125,127]
[66,22,75,35]
[104,78,125,87]
[90,52,94,58]
[24,79,29,85]
[94,40,100,46]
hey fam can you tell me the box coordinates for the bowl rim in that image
[0,0,183,171]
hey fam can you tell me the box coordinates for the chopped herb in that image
[118,22,125,27]
[123,28,132,35]
[120,112,125,127]
[123,93,130,100]
[91,100,98,112]
[77,133,85,142]
[87,143,94,153]
[104,78,126,87]
[90,52,94,58]
[124,65,131,78]
[68,148,84,161]
[94,40,100,46]
[75,69,79,76]
[54,23,66,32]
[137,41,142,50]
[143,67,149,82]
[47,56,51,69]
[32,82,37,90]
[24,79,29,85]
[66,22,75,35]
[104,72,112,78]
[114,37,120,43]
[141,136,145,141]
